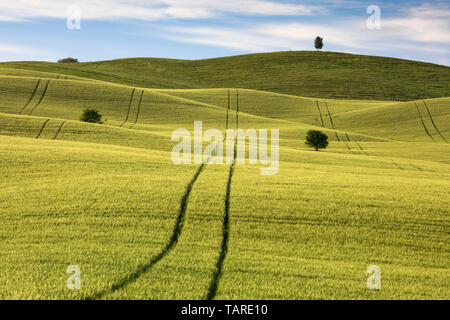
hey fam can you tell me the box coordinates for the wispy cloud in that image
[0,0,322,21]
[382,4,450,43]
[162,3,450,58]
[0,43,43,54]
[0,1,448,65]
[0,43,49,62]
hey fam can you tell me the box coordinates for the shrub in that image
[305,130,328,151]
[80,109,103,124]
[57,57,79,63]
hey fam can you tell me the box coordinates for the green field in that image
[2,51,449,100]
[0,52,449,300]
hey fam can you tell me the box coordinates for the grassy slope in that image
[0,55,449,299]
[156,88,450,143]
[1,51,449,101]
[2,76,449,145]
[1,133,448,299]
[222,158,449,299]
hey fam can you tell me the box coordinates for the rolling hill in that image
[1,51,449,101]
[0,52,449,300]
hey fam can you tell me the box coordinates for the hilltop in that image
[1,51,449,101]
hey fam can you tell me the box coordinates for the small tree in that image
[80,108,103,124]
[58,57,79,63]
[305,130,328,151]
[314,36,323,51]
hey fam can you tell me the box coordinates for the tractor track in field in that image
[84,162,207,300]
[53,121,66,140]
[236,89,239,128]
[84,89,238,300]
[205,89,238,300]
[410,164,424,171]
[35,119,50,139]
[321,101,351,151]
[315,100,325,127]
[19,79,41,114]
[120,88,135,127]
[415,103,436,142]
[422,101,448,143]
[206,140,235,300]
[28,80,50,115]
[343,133,354,151]
[324,102,341,142]
[225,89,230,131]
[344,134,369,155]
[130,90,144,129]
[355,142,364,151]
[323,102,370,155]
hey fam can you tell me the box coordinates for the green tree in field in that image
[57,57,79,63]
[305,130,328,151]
[80,108,103,124]
[314,37,323,51]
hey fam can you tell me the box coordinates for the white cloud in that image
[382,5,450,43]
[162,4,450,57]
[0,0,322,21]
[0,43,43,54]
[0,1,448,65]
[0,43,49,62]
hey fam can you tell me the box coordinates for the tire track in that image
[323,102,341,142]
[52,121,66,140]
[84,162,206,300]
[85,89,232,300]
[225,89,230,131]
[206,90,239,300]
[130,90,144,129]
[315,100,325,127]
[414,103,436,142]
[236,89,239,128]
[355,142,364,151]
[344,133,353,151]
[423,101,448,143]
[322,101,351,150]
[345,134,368,155]
[28,80,50,115]
[35,119,50,139]
[19,79,41,114]
[206,140,235,300]
[322,102,367,155]
[120,88,135,127]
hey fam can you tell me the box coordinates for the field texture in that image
[1,51,449,100]
[0,52,449,299]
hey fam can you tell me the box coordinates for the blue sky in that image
[0,0,449,65]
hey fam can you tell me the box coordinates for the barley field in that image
[0,52,449,299]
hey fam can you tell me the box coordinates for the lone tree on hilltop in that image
[305,130,328,151]
[314,36,323,51]
[80,108,103,124]
[57,57,79,63]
